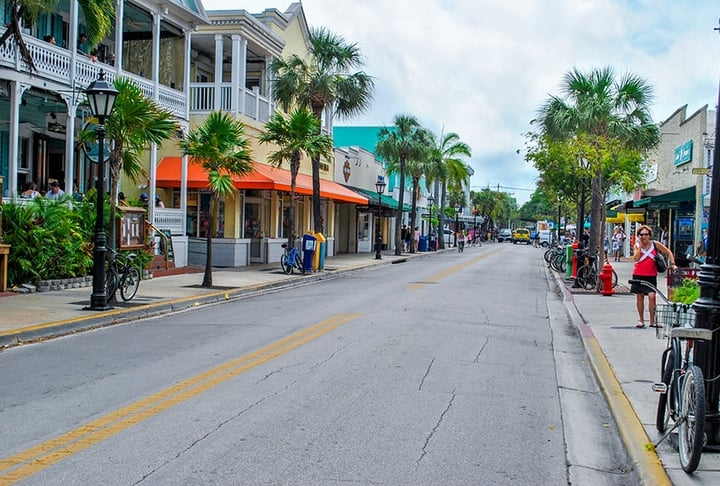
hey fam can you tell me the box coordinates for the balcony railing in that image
[0,31,186,119]
[189,83,273,123]
[153,208,185,235]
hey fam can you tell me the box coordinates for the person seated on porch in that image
[43,35,56,45]
[20,181,39,199]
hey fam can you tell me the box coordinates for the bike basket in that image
[654,303,696,339]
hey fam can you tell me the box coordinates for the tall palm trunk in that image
[203,196,216,287]
[311,104,324,234]
[288,154,299,248]
[394,154,407,255]
[409,176,419,252]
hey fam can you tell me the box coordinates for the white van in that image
[538,230,553,247]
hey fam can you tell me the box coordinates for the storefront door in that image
[245,199,265,262]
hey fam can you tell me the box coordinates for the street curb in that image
[0,256,403,350]
[552,270,672,486]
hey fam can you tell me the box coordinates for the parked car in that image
[443,229,454,245]
[512,228,531,244]
[497,228,512,242]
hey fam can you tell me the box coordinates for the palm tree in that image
[180,112,254,287]
[78,77,177,253]
[425,131,472,248]
[0,0,114,70]
[270,27,374,234]
[376,114,424,255]
[536,66,659,255]
[259,108,333,248]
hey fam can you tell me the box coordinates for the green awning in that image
[647,186,696,209]
[353,187,400,210]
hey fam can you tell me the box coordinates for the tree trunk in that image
[394,154,407,255]
[408,176,418,253]
[311,105,324,235]
[589,166,604,259]
[202,195,215,287]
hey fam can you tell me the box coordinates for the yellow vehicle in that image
[512,228,531,245]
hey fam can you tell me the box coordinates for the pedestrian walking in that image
[629,224,677,328]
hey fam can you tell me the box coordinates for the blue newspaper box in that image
[302,234,317,271]
[418,235,428,252]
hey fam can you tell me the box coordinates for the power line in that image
[470,185,534,192]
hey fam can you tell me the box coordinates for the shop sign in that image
[674,140,693,166]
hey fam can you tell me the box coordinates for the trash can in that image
[418,235,428,252]
[302,234,316,271]
[314,232,327,271]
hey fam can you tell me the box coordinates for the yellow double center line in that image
[0,313,361,484]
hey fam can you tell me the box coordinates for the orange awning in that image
[157,157,367,204]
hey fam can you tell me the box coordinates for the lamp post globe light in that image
[85,70,118,310]
[374,177,386,260]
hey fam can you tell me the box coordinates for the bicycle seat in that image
[281,243,288,249]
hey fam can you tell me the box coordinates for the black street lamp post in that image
[693,24,720,444]
[86,71,118,310]
[374,177,386,260]
[454,204,460,247]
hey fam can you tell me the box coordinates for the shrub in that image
[670,278,700,305]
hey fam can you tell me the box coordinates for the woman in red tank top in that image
[630,224,677,328]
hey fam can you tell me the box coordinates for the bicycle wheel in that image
[611,270,618,288]
[120,266,141,301]
[295,253,306,274]
[576,266,593,289]
[678,364,705,473]
[656,346,675,433]
[105,267,118,303]
[280,253,293,275]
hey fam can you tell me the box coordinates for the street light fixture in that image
[374,176,386,260]
[85,70,118,310]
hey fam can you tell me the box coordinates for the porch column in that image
[113,0,125,71]
[152,9,162,97]
[8,82,30,197]
[184,27,192,120]
[230,35,246,116]
[62,100,78,193]
[149,143,158,224]
[214,34,223,111]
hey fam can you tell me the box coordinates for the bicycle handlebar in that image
[627,279,671,304]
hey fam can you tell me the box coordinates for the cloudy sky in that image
[203,0,719,205]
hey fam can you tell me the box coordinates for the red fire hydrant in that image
[599,261,614,296]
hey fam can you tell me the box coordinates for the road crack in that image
[416,388,456,468]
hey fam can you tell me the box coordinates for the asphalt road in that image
[0,244,637,485]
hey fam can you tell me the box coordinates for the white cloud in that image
[203,0,719,205]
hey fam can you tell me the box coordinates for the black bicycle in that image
[106,249,141,302]
[630,278,711,473]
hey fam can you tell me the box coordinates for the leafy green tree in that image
[376,115,424,255]
[270,27,374,234]
[180,112,254,287]
[259,108,333,247]
[535,67,659,254]
[78,77,177,251]
[0,0,114,70]
[425,131,472,248]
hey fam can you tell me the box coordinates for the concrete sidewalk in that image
[1,247,719,483]
[559,258,720,485]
